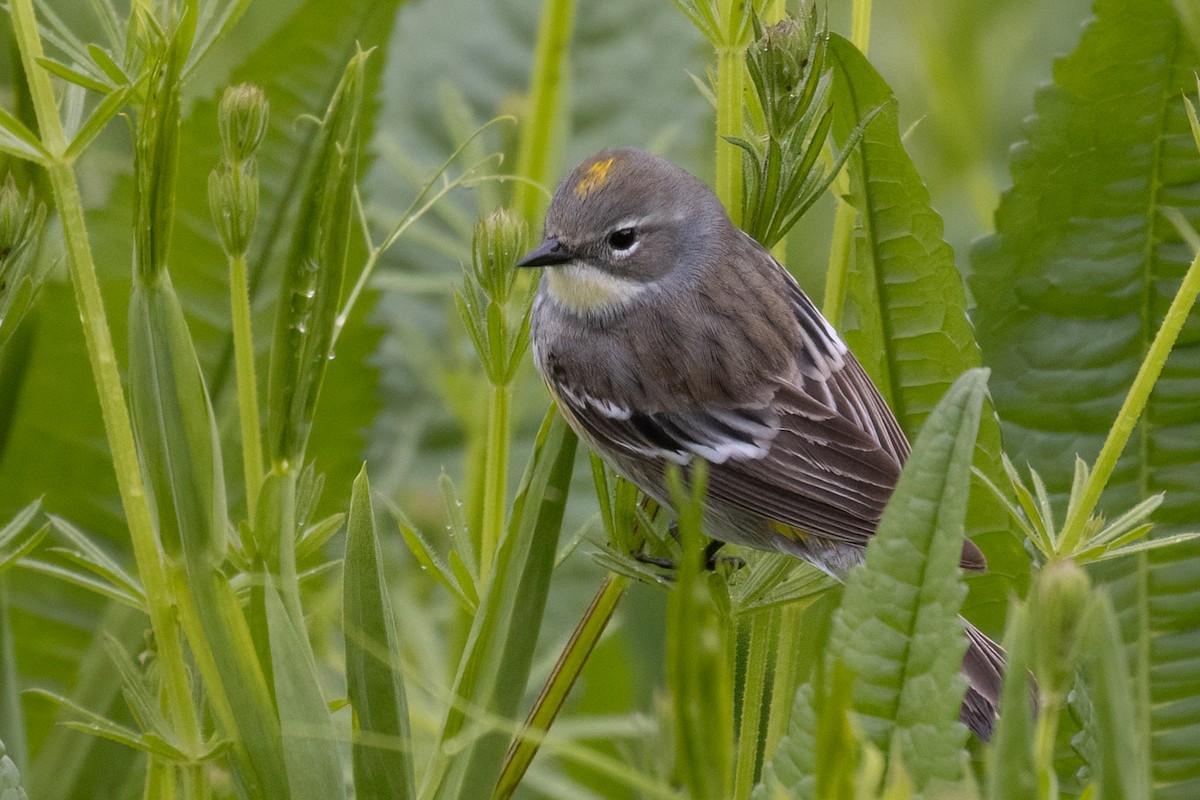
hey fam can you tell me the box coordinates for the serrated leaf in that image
[828,34,1027,637]
[970,1,1200,795]
[827,369,988,786]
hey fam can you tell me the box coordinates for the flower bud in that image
[218,83,269,163]
[208,160,260,257]
[470,208,529,304]
[1028,559,1094,702]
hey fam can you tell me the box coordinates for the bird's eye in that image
[606,227,638,251]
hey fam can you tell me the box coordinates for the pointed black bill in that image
[517,236,573,267]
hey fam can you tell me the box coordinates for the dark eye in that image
[606,227,638,251]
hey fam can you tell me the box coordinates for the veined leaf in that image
[828,34,1026,638]
[826,369,987,786]
[971,0,1200,795]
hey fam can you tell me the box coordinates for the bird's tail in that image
[960,619,1006,740]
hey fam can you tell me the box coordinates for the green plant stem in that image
[229,251,264,517]
[822,0,872,323]
[1033,697,1060,800]
[851,0,872,53]
[733,608,779,800]
[714,0,748,222]
[479,383,511,582]
[10,0,201,766]
[822,198,855,321]
[763,603,802,754]
[1059,245,1200,552]
[495,573,630,799]
[511,0,577,224]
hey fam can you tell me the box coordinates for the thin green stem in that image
[733,608,779,800]
[1033,697,1061,800]
[851,0,872,54]
[1059,246,1200,551]
[229,252,263,517]
[714,0,748,220]
[495,573,630,799]
[479,383,511,582]
[511,0,577,224]
[822,0,872,322]
[763,602,802,754]
[11,0,201,763]
[821,197,855,321]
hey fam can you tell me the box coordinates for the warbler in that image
[518,147,1004,739]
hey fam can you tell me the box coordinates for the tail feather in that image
[960,620,1006,740]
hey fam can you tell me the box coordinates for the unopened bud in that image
[208,160,260,256]
[470,208,529,304]
[218,83,269,163]
[755,18,809,97]
[1029,559,1093,701]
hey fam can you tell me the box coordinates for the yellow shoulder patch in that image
[573,157,616,197]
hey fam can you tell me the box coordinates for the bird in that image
[517,146,1004,740]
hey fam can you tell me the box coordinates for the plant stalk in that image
[511,0,577,224]
[479,383,511,582]
[733,608,779,799]
[714,0,748,222]
[495,573,629,798]
[229,251,264,517]
[11,0,201,761]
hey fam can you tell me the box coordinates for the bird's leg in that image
[633,521,744,572]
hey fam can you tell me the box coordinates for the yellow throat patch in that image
[574,157,616,197]
[545,262,646,315]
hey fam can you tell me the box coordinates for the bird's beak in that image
[517,236,573,268]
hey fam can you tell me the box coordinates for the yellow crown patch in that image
[573,157,615,197]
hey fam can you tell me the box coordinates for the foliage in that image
[0,0,1196,798]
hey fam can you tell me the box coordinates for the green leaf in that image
[424,409,577,800]
[264,584,346,800]
[266,49,366,466]
[343,465,415,800]
[0,501,42,575]
[32,56,111,93]
[0,106,48,163]
[127,276,228,565]
[970,1,1200,795]
[827,369,987,787]
[828,34,1026,638]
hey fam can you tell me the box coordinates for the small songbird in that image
[518,147,1004,739]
